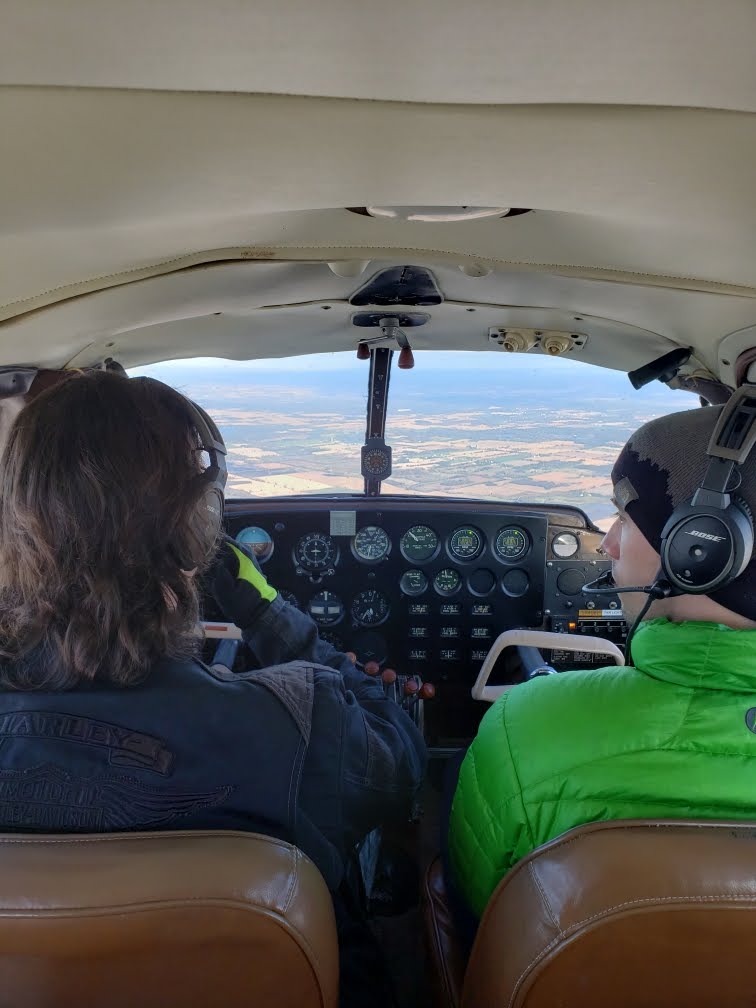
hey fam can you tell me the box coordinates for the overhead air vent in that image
[489,328,587,356]
[346,207,532,220]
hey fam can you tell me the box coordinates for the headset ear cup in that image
[202,487,224,549]
[734,495,754,528]
[730,495,754,580]
[660,500,752,594]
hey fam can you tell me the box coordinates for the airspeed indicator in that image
[353,525,391,562]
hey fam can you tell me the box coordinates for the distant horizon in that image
[130,353,695,523]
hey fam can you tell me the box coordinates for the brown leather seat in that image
[425,819,756,1008]
[0,830,338,1008]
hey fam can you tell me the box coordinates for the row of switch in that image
[407,648,490,663]
[408,625,492,639]
[408,602,494,617]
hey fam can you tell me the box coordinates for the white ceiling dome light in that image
[364,206,511,222]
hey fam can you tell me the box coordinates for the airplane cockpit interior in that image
[4,2,756,1006]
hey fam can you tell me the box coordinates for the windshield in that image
[132,351,693,527]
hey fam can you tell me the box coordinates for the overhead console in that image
[204,496,624,744]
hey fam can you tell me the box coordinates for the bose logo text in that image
[685,530,726,543]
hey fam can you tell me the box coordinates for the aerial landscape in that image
[135,352,694,527]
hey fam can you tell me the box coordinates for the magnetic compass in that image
[361,438,392,479]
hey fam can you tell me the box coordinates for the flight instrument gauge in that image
[319,631,345,652]
[294,532,338,571]
[279,590,300,610]
[235,526,274,563]
[307,590,344,625]
[494,527,530,562]
[400,569,428,596]
[434,569,462,596]
[400,525,439,563]
[449,526,483,560]
[552,532,579,558]
[353,525,391,562]
[361,438,392,479]
[351,590,390,627]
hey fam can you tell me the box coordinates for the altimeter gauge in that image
[351,589,390,627]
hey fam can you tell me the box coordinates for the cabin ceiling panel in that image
[3,0,756,112]
[2,261,755,380]
[2,90,756,323]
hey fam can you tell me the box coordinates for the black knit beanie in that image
[611,405,756,620]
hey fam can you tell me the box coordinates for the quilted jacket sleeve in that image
[447,690,536,917]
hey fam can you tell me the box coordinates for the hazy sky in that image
[132,349,628,376]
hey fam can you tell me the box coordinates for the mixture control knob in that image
[403,677,421,696]
[419,682,436,700]
[381,668,397,684]
[364,660,381,677]
[346,651,358,664]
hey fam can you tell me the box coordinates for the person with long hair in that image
[0,368,426,1005]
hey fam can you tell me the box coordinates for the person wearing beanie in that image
[448,403,756,921]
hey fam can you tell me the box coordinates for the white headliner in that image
[5,0,756,110]
[1,0,756,382]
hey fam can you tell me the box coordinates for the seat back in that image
[0,830,338,1008]
[462,819,756,1008]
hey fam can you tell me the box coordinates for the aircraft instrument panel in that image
[203,497,624,743]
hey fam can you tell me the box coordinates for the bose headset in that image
[584,384,756,644]
[140,377,228,551]
[657,384,756,596]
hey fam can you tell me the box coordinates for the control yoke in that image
[471,628,624,704]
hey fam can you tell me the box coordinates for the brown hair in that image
[0,370,219,689]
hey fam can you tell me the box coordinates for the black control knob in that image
[556,568,587,596]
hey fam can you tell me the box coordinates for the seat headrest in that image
[464,819,756,1008]
[0,830,338,1008]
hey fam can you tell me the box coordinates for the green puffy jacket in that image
[448,618,756,917]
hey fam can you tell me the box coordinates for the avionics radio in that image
[546,609,627,668]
